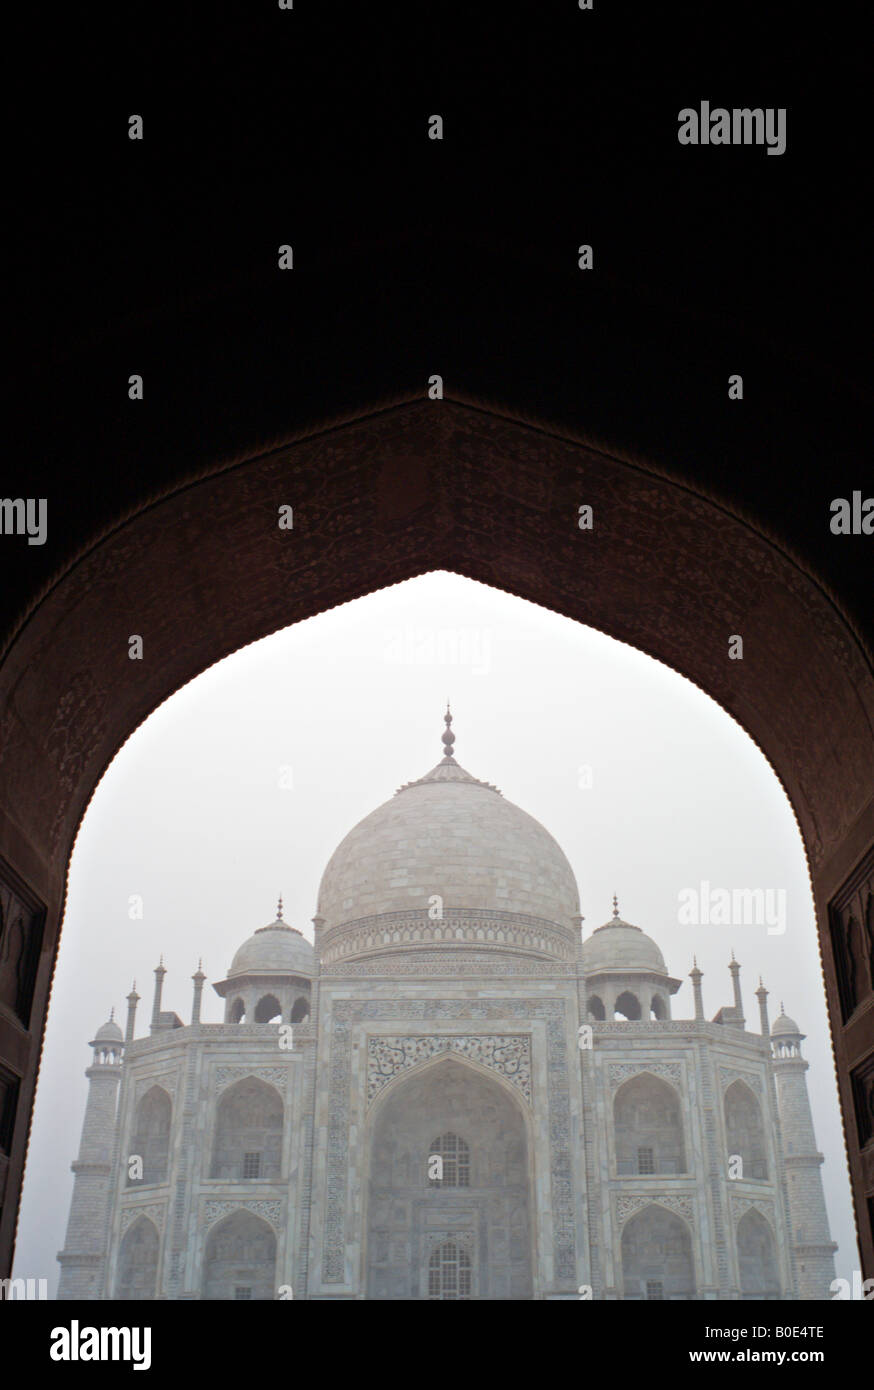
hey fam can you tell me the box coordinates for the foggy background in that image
[13,571,859,1292]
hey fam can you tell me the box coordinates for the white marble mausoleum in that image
[57,711,837,1300]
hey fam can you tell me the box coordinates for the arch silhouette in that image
[613,991,641,1021]
[254,993,282,1024]
[290,996,310,1023]
[0,395,872,1276]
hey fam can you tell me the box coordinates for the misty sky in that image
[13,571,859,1291]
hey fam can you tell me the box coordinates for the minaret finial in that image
[612,893,619,919]
[441,704,456,761]
[277,894,284,921]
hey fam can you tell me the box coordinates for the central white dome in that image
[316,714,580,945]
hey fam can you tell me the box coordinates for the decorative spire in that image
[728,953,744,1021]
[125,983,140,1042]
[191,958,207,1024]
[151,958,167,1032]
[109,1007,115,1022]
[689,957,705,1020]
[276,894,284,921]
[612,894,620,919]
[441,704,456,762]
[755,977,770,1036]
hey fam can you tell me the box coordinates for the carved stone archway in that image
[1,395,872,1276]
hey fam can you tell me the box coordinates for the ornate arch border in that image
[365,1033,533,1108]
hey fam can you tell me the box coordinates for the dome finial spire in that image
[612,893,620,919]
[441,703,456,762]
[276,893,284,921]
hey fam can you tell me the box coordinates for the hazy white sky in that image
[14,571,859,1291]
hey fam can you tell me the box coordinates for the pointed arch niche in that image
[364,1054,534,1300]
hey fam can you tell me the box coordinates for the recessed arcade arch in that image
[736,1208,780,1299]
[128,1084,172,1187]
[115,1216,160,1300]
[210,1077,284,1182]
[0,397,872,1278]
[202,1210,277,1301]
[724,1080,769,1182]
[614,1073,686,1177]
[365,1054,533,1299]
[621,1204,695,1300]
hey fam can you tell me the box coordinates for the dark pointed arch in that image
[290,996,310,1023]
[254,993,282,1023]
[724,1079,768,1181]
[210,1076,284,1181]
[202,1210,277,1301]
[614,1072,686,1176]
[116,1216,160,1300]
[128,1084,172,1186]
[737,1208,780,1299]
[621,1203,694,1300]
[614,991,641,1021]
